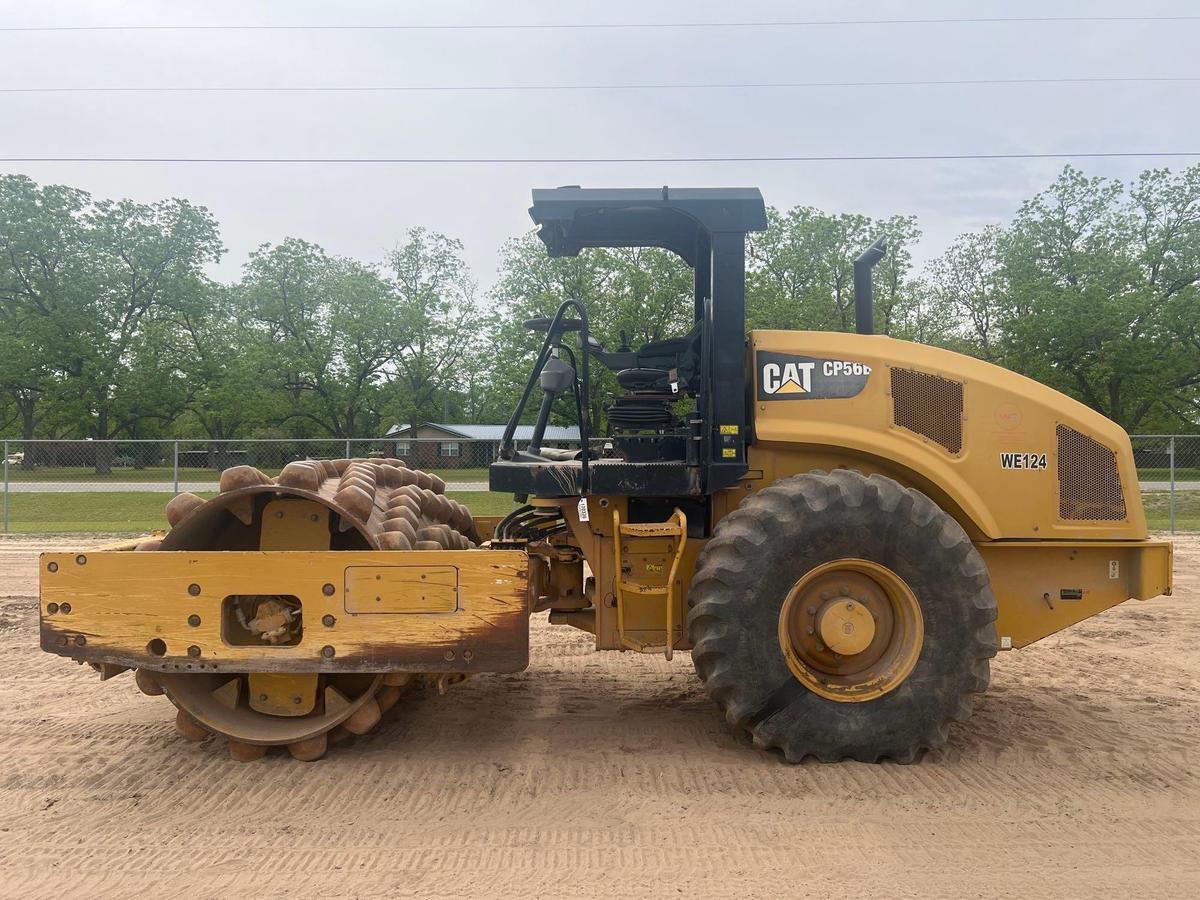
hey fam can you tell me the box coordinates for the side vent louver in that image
[1056,425,1126,521]
[890,368,964,454]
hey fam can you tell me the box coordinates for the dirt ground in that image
[0,534,1197,899]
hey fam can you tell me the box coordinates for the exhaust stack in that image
[853,236,888,336]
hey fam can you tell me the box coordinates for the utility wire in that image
[2,15,1198,32]
[2,76,1197,94]
[1,152,1197,165]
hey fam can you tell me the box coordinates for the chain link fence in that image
[1129,435,1200,534]
[1,435,1197,534]
[0,437,562,534]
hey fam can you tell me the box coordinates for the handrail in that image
[498,298,591,494]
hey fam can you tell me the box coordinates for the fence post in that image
[1169,435,1176,535]
[345,438,352,459]
[2,440,8,534]
[173,440,180,495]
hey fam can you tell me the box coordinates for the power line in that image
[1,152,1197,165]
[2,76,1197,94]
[2,15,1198,33]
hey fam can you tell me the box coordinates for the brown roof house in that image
[383,423,581,470]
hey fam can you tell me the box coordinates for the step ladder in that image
[612,507,687,660]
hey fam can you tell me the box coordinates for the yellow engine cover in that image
[748,330,1149,541]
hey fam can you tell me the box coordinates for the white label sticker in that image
[577,498,590,522]
[1109,560,1119,580]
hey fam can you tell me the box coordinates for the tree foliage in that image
[2,166,1200,447]
[925,166,1200,429]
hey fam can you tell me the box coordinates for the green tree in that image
[0,177,222,469]
[747,207,922,335]
[925,226,1007,359]
[997,166,1200,430]
[0,176,91,449]
[156,280,276,443]
[65,195,222,469]
[383,228,486,430]
[242,238,397,438]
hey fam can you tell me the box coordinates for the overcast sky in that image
[2,0,1198,286]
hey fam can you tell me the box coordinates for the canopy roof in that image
[529,186,768,266]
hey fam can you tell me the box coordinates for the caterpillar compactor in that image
[40,187,1172,762]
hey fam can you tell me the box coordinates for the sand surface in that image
[0,533,1197,899]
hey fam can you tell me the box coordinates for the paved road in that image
[2,479,1193,494]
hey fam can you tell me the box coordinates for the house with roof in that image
[383,422,581,469]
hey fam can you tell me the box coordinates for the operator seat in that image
[602,324,701,396]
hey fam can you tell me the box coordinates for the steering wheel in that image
[524,316,583,333]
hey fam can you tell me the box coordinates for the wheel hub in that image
[778,559,924,702]
[817,597,876,656]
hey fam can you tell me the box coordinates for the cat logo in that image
[756,351,872,401]
[761,361,816,395]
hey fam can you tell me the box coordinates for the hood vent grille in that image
[890,368,964,455]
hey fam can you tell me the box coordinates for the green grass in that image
[6,466,229,483]
[427,468,489,482]
[1142,490,1200,532]
[3,491,212,533]
[1135,467,1200,482]
[4,464,489,483]
[8,488,1188,534]
[3,490,515,534]
[3,487,1193,534]
[446,491,517,517]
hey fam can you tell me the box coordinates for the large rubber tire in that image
[687,469,998,763]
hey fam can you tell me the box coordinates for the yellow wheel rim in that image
[778,558,924,702]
